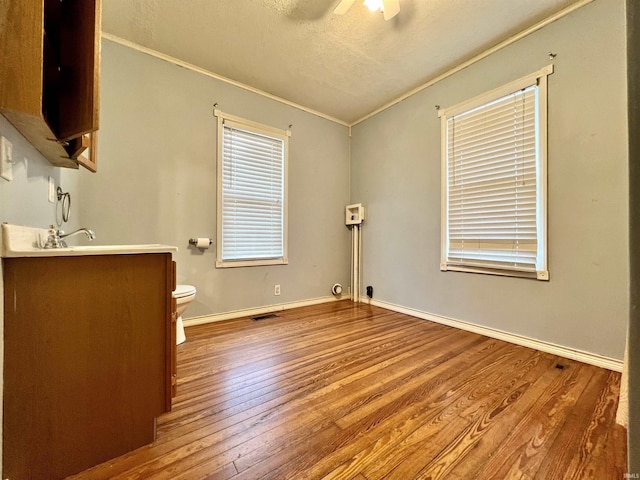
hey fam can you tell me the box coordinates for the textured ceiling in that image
[102,0,581,124]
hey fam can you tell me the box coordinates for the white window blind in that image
[440,66,550,279]
[215,111,289,268]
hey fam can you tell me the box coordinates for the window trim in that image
[439,65,552,280]
[214,109,290,268]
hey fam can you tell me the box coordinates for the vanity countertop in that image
[1,224,178,258]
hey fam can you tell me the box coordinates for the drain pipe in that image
[352,224,360,302]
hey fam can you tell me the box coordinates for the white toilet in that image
[173,284,196,345]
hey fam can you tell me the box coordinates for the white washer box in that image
[346,203,365,225]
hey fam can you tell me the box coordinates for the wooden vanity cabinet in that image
[2,253,175,479]
[0,0,101,170]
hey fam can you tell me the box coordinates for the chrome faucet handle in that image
[43,225,66,249]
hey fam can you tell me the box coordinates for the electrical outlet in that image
[1,135,13,181]
[274,284,281,296]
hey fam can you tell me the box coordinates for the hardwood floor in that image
[72,301,627,479]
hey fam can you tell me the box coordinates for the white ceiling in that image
[102,0,581,124]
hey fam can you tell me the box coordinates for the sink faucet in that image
[44,225,96,249]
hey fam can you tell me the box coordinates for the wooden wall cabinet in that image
[0,0,101,170]
[2,253,175,479]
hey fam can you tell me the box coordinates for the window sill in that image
[441,264,549,281]
[216,257,288,268]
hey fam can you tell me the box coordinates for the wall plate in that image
[48,176,56,203]
[1,135,13,181]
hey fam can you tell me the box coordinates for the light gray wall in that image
[0,1,633,474]
[72,40,351,317]
[350,0,628,360]
[627,0,639,471]
[0,116,79,229]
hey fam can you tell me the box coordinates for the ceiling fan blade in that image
[334,0,356,15]
[382,0,400,20]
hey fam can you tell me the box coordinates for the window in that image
[215,110,289,268]
[439,66,552,280]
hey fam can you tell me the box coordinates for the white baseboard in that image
[183,294,350,327]
[363,298,623,372]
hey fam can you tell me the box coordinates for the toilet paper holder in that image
[188,238,213,248]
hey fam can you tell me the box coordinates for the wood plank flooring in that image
[71,301,627,479]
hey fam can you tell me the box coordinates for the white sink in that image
[1,224,178,258]
[64,244,168,252]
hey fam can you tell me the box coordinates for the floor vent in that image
[555,363,566,370]
[252,314,278,322]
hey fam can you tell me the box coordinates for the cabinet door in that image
[0,0,43,116]
[44,0,101,141]
[76,131,98,172]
